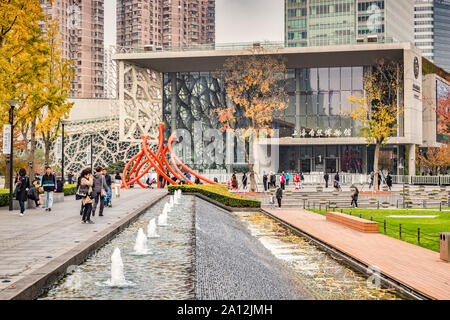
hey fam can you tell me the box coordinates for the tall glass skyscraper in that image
[285,0,414,47]
[414,0,450,72]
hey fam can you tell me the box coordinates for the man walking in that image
[275,186,283,209]
[324,172,329,188]
[40,166,57,212]
[285,172,290,186]
[92,166,107,217]
[262,172,268,191]
[102,168,112,207]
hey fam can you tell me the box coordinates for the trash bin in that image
[440,232,450,262]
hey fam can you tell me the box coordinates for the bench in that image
[326,211,379,233]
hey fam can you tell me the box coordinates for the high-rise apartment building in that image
[285,0,414,47]
[414,0,450,72]
[41,0,105,98]
[116,0,215,49]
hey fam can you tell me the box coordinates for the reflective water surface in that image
[40,195,195,300]
[235,211,404,300]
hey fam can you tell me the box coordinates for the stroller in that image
[104,187,112,207]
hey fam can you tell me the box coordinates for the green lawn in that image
[309,208,449,252]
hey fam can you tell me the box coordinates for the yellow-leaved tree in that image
[215,48,288,192]
[38,20,74,166]
[0,0,50,185]
[348,59,403,191]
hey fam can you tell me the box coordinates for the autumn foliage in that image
[348,59,403,190]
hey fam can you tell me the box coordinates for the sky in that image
[104,0,284,47]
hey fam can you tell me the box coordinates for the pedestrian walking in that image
[285,172,290,186]
[351,185,359,208]
[242,172,248,190]
[40,166,57,212]
[300,172,304,189]
[92,166,107,217]
[295,173,300,190]
[386,172,393,191]
[334,172,341,190]
[280,172,285,190]
[276,186,283,209]
[262,172,268,191]
[269,192,275,209]
[270,171,276,188]
[114,172,122,198]
[67,171,74,185]
[15,168,30,217]
[102,168,112,207]
[369,171,374,189]
[79,168,94,224]
[231,172,238,190]
[378,172,382,189]
[324,172,329,188]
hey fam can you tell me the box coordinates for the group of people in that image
[369,171,393,190]
[323,172,341,190]
[14,166,59,216]
[262,171,303,191]
[76,166,118,224]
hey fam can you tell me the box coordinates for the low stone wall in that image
[12,192,66,210]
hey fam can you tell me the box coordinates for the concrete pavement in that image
[0,187,167,300]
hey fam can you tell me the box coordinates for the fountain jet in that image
[106,247,130,286]
[147,218,160,238]
[134,228,151,255]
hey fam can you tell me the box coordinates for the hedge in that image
[0,184,78,206]
[167,184,261,208]
[64,184,77,196]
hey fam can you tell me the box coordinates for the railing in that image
[114,37,399,55]
[391,175,450,185]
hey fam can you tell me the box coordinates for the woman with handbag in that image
[16,168,30,217]
[79,168,94,224]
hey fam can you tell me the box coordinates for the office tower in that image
[285,0,414,47]
[41,0,105,98]
[116,0,215,49]
[414,0,450,71]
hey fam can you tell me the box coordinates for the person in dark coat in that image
[40,166,57,211]
[386,173,393,190]
[92,166,106,217]
[351,185,359,208]
[275,186,283,209]
[324,172,329,188]
[242,172,248,190]
[67,171,74,184]
[262,172,268,191]
[15,168,30,216]
[270,172,276,188]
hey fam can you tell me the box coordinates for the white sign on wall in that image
[2,125,11,155]
[55,137,62,160]
[86,149,91,165]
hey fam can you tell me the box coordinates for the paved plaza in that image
[0,188,167,299]
[264,207,450,300]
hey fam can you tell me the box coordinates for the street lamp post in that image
[61,121,65,191]
[7,101,18,211]
[90,134,93,171]
[399,158,405,209]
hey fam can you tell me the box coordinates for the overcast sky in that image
[104,0,284,47]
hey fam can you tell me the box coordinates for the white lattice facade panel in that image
[119,63,163,144]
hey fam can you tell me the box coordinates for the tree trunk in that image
[44,138,51,167]
[27,118,37,180]
[373,143,381,192]
[249,163,256,192]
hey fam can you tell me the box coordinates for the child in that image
[269,193,275,209]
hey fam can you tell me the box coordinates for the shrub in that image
[168,184,261,208]
[64,184,77,196]
[0,189,9,207]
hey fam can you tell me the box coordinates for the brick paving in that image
[264,207,450,300]
[0,188,167,299]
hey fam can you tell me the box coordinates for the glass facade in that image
[275,66,366,138]
[434,0,450,71]
[308,0,356,46]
